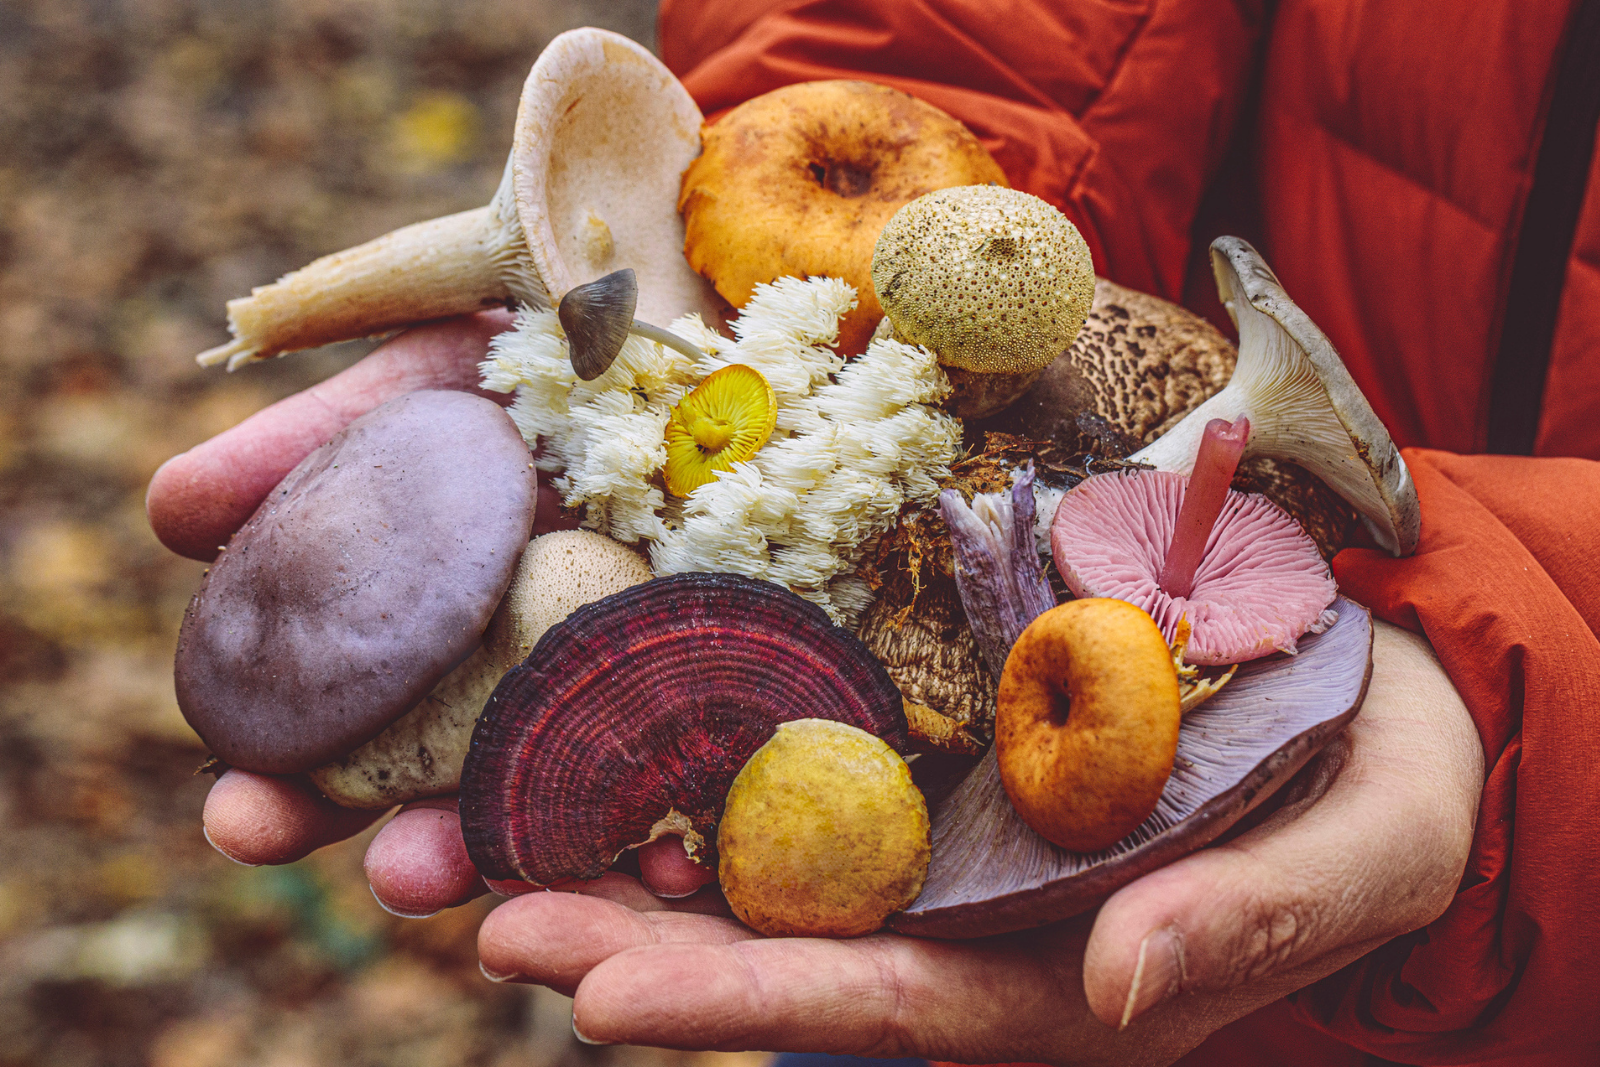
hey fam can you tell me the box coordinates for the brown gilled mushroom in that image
[198,28,718,371]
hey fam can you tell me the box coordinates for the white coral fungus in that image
[480,276,961,623]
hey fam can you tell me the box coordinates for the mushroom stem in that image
[197,161,543,371]
[1158,416,1250,599]
[628,319,708,363]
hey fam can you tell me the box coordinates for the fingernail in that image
[369,885,440,920]
[572,1015,611,1046]
[203,825,260,867]
[1120,927,1183,1029]
[479,960,521,983]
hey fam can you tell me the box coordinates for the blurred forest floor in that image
[0,3,764,1066]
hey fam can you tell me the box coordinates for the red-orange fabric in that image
[657,1,1600,1062]
[1255,1,1600,458]
[658,0,1266,301]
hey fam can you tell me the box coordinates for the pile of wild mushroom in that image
[174,27,1418,939]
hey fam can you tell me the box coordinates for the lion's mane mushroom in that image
[873,186,1095,418]
[175,391,537,774]
[1128,237,1419,556]
[457,572,909,886]
[198,28,718,371]
[308,530,653,809]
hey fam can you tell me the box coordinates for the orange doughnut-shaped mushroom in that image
[996,599,1181,853]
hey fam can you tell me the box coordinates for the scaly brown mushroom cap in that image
[872,186,1095,375]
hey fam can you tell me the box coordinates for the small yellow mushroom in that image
[662,364,777,496]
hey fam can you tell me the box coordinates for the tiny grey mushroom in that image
[891,597,1372,939]
[175,390,537,775]
[558,268,707,381]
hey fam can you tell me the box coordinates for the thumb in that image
[1082,621,1482,1028]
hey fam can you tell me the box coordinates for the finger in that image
[638,836,719,898]
[1083,620,1484,1028]
[479,890,758,996]
[364,797,487,918]
[149,309,515,560]
[202,769,383,865]
[567,920,1094,1059]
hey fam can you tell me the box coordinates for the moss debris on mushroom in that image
[872,186,1096,379]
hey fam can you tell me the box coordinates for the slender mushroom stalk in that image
[558,268,707,380]
[1158,416,1251,598]
[197,28,718,371]
[1130,237,1419,555]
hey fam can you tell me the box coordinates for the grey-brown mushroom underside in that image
[890,596,1372,939]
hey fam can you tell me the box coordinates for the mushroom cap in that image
[175,391,537,774]
[1131,238,1420,556]
[1050,470,1336,665]
[892,596,1372,938]
[513,28,721,325]
[718,718,930,937]
[458,572,909,885]
[872,186,1095,374]
[484,529,655,668]
[558,268,639,381]
[662,363,778,496]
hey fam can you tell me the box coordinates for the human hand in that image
[158,317,1484,1063]
[471,620,1483,1065]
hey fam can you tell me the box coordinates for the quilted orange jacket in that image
[657,2,1600,1064]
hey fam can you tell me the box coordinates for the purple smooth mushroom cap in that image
[175,390,537,774]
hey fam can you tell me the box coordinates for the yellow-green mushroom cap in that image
[872,186,1095,374]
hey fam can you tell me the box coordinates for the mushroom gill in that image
[662,364,778,496]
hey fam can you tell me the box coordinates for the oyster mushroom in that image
[308,530,653,809]
[894,596,1373,939]
[197,28,718,371]
[1129,237,1419,556]
[175,391,537,774]
[872,186,1096,418]
[457,572,908,886]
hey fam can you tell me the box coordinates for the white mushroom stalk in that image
[1129,237,1420,556]
[197,28,718,371]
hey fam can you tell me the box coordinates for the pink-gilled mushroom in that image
[457,572,909,886]
[197,28,718,371]
[1128,237,1419,556]
[901,468,1372,937]
[1051,415,1338,665]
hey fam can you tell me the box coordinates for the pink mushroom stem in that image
[1158,415,1252,599]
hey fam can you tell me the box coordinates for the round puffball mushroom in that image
[174,391,537,774]
[198,28,718,371]
[718,719,930,938]
[310,531,654,809]
[872,186,1095,417]
[1129,237,1419,556]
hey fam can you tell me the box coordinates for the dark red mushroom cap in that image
[174,390,537,774]
[1050,470,1336,665]
[458,572,909,885]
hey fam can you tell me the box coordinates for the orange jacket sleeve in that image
[1292,451,1600,1062]
[657,0,1266,302]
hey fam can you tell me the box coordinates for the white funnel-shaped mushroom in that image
[1131,237,1420,556]
[198,28,718,371]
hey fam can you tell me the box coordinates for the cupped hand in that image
[474,620,1483,1065]
[161,314,1485,1063]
